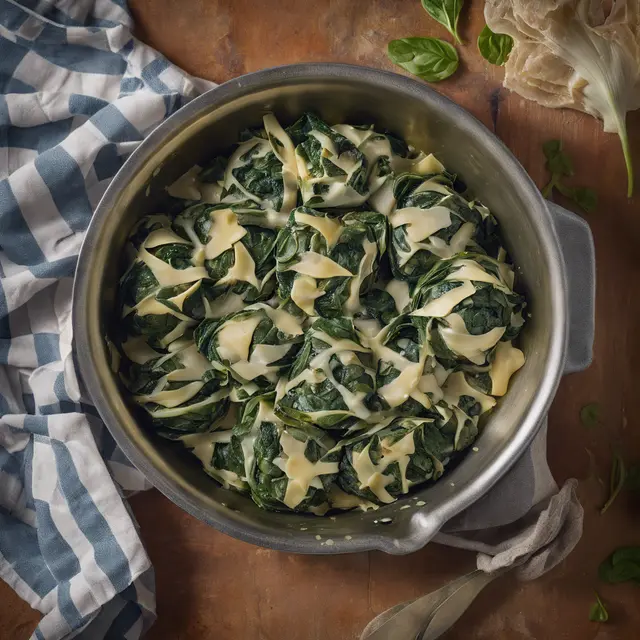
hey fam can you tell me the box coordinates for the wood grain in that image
[2,1,639,639]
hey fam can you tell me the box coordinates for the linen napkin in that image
[0,1,212,638]
[0,2,584,640]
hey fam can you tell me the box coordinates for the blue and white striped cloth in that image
[0,1,213,637]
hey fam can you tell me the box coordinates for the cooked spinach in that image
[389,173,502,282]
[234,394,338,513]
[276,207,387,318]
[115,112,528,514]
[195,304,303,398]
[124,340,230,437]
[336,417,454,505]
[411,254,525,368]
[275,317,380,429]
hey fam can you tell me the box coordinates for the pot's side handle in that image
[546,202,596,374]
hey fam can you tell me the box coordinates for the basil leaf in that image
[420,0,463,45]
[543,140,573,177]
[580,402,601,428]
[589,592,609,622]
[600,451,626,515]
[477,25,514,66]
[388,37,459,83]
[599,547,640,583]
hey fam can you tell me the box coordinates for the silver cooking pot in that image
[72,64,595,554]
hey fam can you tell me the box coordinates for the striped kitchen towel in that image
[0,1,213,638]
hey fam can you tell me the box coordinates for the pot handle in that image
[546,202,596,374]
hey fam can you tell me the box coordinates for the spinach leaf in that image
[389,173,502,281]
[195,304,303,397]
[275,317,380,429]
[477,25,514,66]
[420,0,463,45]
[125,340,231,436]
[336,417,453,505]
[601,451,626,515]
[388,38,459,83]
[580,402,601,428]
[234,394,338,513]
[411,254,525,368]
[556,182,598,213]
[589,592,609,622]
[543,140,574,177]
[276,207,387,318]
[599,547,640,584]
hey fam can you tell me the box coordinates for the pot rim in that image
[72,63,567,554]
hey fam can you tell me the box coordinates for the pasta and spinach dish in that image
[116,112,526,515]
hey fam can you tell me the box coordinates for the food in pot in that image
[115,112,527,513]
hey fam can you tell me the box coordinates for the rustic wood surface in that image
[2,1,639,638]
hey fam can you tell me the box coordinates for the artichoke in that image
[389,173,501,281]
[276,207,387,318]
[195,303,304,398]
[234,394,339,514]
[335,416,455,505]
[125,338,230,437]
[411,254,525,368]
[274,317,381,429]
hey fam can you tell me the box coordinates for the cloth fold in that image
[0,2,583,640]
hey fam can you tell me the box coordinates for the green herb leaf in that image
[555,183,598,214]
[543,140,573,177]
[589,592,609,622]
[599,547,640,583]
[421,0,464,45]
[572,187,598,213]
[477,25,514,66]
[580,402,601,428]
[542,140,597,212]
[388,37,459,83]
[600,452,626,515]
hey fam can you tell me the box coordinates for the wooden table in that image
[3,1,639,638]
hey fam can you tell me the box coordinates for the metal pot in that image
[72,64,595,554]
